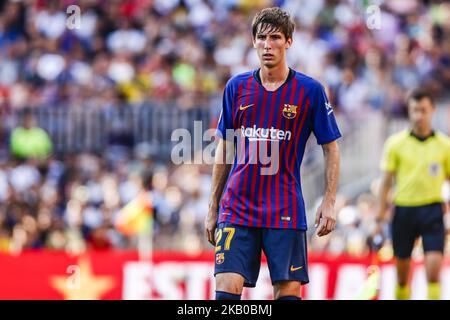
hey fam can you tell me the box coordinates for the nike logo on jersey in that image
[290,265,303,272]
[239,104,254,111]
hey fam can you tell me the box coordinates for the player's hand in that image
[205,209,218,246]
[372,220,384,238]
[373,209,387,238]
[315,201,336,237]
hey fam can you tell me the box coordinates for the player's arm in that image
[374,135,397,235]
[374,170,395,234]
[315,140,340,237]
[446,140,450,224]
[205,138,233,246]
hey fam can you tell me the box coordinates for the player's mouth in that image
[262,53,274,59]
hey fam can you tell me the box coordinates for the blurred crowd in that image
[308,185,450,261]
[1,146,448,257]
[0,112,449,256]
[0,150,214,254]
[0,0,450,256]
[0,0,449,115]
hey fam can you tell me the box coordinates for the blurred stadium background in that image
[0,0,449,299]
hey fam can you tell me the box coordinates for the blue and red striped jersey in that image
[216,68,341,230]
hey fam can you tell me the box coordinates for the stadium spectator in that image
[0,0,448,113]
[9,108,52,160]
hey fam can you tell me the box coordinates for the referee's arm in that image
[375,170,395,226]
[376,136,397,230]
[445,176,450,233]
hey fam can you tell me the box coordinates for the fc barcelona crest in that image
[282,104,298,119]
[216,253,225,265]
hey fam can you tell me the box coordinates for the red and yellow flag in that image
[115,191,153,236]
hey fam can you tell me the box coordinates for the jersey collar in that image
[409,130,435,142]
[253,67,295,87]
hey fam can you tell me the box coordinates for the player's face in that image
[408,98,434,129]
[253,25,292,68]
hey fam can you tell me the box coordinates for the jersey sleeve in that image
[311,84,342,145]
[216,82,234,140]
[380,137,397,172]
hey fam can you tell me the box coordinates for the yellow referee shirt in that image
[380,130,450,206]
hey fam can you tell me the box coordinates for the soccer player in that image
[205,7,341,300]
[375,89,450,300]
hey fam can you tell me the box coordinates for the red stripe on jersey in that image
[234,76,254,225]
[227,81,244,224]
[254,88,269,227]
[247,79,263,227]
[281,82,302,228]
[258,91,277,228]
[269,83,289,228]
[290,96,309,228]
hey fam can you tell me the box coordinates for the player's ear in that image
[285,37,292,49]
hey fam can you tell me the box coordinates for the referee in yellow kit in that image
[375,88,450,300]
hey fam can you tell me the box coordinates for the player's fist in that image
[205,209,218,246]
[315,201,336,237]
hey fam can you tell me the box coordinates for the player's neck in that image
[259,64,290,88]
[411,126,433,139]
